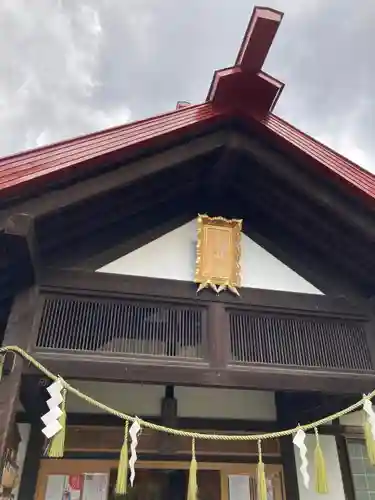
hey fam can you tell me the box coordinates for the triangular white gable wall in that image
[97,220,322,294]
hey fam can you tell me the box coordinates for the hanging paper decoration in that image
[42,379,64,439]
[195,215,242,295]
[364,397,375,440]
[42,379,67,458]
[129,419,141,487]
[314,428,328,493]
[363,396,375,464]
[293,428,309,489]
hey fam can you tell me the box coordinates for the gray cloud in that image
[0,0,374,172]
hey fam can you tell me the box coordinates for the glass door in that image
[36,459,284,500]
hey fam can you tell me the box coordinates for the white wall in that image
[97,220,322,294]
[294,434,345,500]
[13,423,31,500]
[340,410,362,426]
[175,386,276,420]
[175,387,276,421]
[66,382,165,415]
[66,381,276,421]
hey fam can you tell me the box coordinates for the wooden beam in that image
[36,154,204,242]
[0,298,11,346]
[235,160,374,270]
[19,376,48,424]
[0,287,39,462]
[207,187,364,296]
[0,131,227,227]
[4,214,39,287]
[207,134,244,197]
[26,352,375,394]
[234,185,374,293]
[240,172,375,278]
[158,386,178,454]
[235,133,375,242]
[39,173,198,258]
[243,217,359,297]
[38,268,369,317]
[252,189,374,290]
[276,392,358,426]
[43,194,196,268]
[77,213,194,270]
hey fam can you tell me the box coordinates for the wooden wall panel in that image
[65,426,280,456]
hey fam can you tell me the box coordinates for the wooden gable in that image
[15,128,374,297]
[1,124,375,310]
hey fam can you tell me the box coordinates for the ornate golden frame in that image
[195,215,242,295]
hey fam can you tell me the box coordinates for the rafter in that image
[222,192,364,296]
[0,130,227,227]
[37,156,207,248]
[235,133,375,242]
[234,185,374,293]
[234,166,375,276]
[77,213,194,270]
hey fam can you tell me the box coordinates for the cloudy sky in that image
[0,0,374,172]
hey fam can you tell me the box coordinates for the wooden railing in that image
[228,308,372,371]
[33,270,375,376]
[37,294,206,361]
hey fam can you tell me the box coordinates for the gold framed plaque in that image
[195,214,242,295]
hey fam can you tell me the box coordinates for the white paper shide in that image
[129,420,142,487]
[293,428,310,489]
[41,380,64,439]
[364,397,375,440]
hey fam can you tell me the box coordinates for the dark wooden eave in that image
[1,126,374,303]
[0,214,38,343]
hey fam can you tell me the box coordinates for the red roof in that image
[0,103,221,196]
[1,6,374,202]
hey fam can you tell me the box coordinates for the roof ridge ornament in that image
[206,7,284,116]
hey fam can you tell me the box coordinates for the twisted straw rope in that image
[1,345,373,441]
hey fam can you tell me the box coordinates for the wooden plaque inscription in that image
[195,215,242,295]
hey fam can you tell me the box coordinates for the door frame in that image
[35,459,285,500]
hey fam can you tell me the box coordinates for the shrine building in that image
[1,6,375,500]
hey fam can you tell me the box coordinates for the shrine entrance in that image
[35,459,284,500]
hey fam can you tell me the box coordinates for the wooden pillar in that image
[5,214,40,288]
[365,299,375,371]
[207,303,231,369]
[158,385,178,454]
[275,392,300,500]
[1,213,40,465]
[17,424,44,500]
[19,376,48,424]
[0,287,40,464]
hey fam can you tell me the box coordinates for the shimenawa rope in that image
[1,344,374,441]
